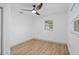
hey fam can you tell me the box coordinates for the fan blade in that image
[35,12,40,15]
[19,11,23,14]
[36,3,43,10]
[21,9,32,11]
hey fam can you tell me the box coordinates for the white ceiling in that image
[10,3,69,16]
[40,3,69,15]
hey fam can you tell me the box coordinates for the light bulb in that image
[32,10,36,14]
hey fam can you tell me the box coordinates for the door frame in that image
[0,7,3,55]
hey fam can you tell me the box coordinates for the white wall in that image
[33,12,68,44]
[9,5,33,47]
[68,4,79,54]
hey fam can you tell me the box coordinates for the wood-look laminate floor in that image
[11,39,69,55]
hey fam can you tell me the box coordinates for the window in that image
[44,20,53,31]
[74,20,79,32]
[73,15,79,36]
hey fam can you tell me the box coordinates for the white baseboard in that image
[32,38,67,45]
[11,39,32,48]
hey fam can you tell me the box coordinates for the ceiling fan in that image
[20,3,43,15]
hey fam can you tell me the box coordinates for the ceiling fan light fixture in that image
[32,10,36,14]
[20,3,43,15]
